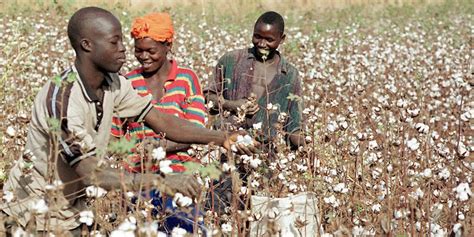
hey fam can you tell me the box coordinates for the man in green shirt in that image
[205,11,305,214]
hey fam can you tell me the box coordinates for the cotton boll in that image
[371,203,381,213]
[6,126,16,137]
[252,122,262,130]
[173,193,193,207]
[453,183,472,201]
[251,179,260,188]
[333,183,349,193]
[438,167,451,180]
[249,158,262,169]
[323,195,340,208]
[152,147,166,161]
[406,138,420,151]
[422,168,432,178]
[171,227,187,237]
[288,182,298,193]
[368,140,379,150]
[457,143,469,158]
[2,190,14,203]
[221,223,233,234]
[356,132,367,141]
[85,186,107,198]
[31,199,48,214]
[415,123,429,134]
[396,99,408,108]
[453,223,462,237]
[79,210,94,226]
[327,121,338,133]
[407,108,420,117]
[159,160,173,174]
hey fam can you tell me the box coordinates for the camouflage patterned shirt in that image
[206,47,302,142]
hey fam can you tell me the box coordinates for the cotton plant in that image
[110,216,137,237]
[44,179,63,191]
[238,154,262,169]
[453,182,472,202]
[79,210,94,226]
[159,160,173,174]
[333,183,349,194]
[138,221,165,237]
[221,222,233,235]
[31,199,48,214]
[2,190,14,203]
[230,134,254,153]
[172,192,193,207]
[1,4,473,235]
[405,137,420,151]
[85,185,108,198]
[170,227,187,237]
[12,227,34,237]
[152,147,166,161]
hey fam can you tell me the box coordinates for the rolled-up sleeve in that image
[114,76,154,122]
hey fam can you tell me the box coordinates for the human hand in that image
[157,174,201,198]
[241,93,259,115]
[227,99,247,112]
[223,130,261,155]
[228,93,259,115]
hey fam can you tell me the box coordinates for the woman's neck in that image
[143,60,172,82]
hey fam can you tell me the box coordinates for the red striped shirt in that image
[111,60,207,173]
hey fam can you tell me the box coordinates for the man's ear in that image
[280,33,286,43]
[80,38,92,52]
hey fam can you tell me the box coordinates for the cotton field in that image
[0,1,472,236]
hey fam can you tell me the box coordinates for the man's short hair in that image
[255,11,285,35]
[67,7,115,51]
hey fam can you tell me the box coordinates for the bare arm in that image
[144,108,260,155]
[159,138,191,153]
[206,92,259,115]
[74,156,199,197]
[206,93,240,113]
[144,108,227,146]
[288,130,306,148]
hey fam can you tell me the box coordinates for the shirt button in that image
[250,67,253,70]
[97,102,101,106]
[98,112,102,116]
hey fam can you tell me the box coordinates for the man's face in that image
[87,17,126,73]
[134,37,170,74]
[252,21,285,60]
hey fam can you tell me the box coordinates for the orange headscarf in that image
[131,12,174,43]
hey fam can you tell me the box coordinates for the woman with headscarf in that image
[111,12,208,234]
[112,12,207,173]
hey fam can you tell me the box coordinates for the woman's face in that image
[134,37,171,74]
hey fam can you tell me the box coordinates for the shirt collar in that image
[167,60,178,81]
[72,65,114,102]
[247,47,288,74]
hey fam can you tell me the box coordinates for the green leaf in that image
[108,137,136,154]
[66,73,76,83]
[47,117,60,132]
[287,93,302,102]
[52,75,62,87]
[183,162,201,174]
[199,163,222,180]
[183,162,222,179]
